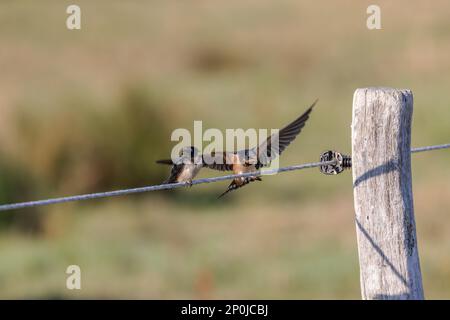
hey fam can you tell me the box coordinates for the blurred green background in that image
[0,0,449,299]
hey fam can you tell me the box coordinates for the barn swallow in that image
[156,146,203,186]
[203,100,317,198]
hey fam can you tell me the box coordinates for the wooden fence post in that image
[352,87,424,300]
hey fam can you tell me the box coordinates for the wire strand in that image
[0,142,449,212]
[0,160,336,212]
[411,143,450,154]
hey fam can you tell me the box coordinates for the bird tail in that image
[218,176,262,198]
[217,181,239,198]
[156,159,174,165]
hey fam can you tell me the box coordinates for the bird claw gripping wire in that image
[319,150,352,175]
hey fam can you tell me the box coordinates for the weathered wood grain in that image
[352,87,424,300]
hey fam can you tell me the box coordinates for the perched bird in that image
[156,146,203,186]
[203,100,317,198]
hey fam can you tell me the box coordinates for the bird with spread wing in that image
[203,100,317,197]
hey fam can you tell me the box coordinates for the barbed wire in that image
[0,143,449,212]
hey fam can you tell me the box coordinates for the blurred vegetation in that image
[1,85,172,232]
[13,85,171,192]
[0,0,449,298]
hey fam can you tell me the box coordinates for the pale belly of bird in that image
[234,163,258,186]
[177,164,202,182]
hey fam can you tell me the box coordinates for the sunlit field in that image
[0,0,450,299]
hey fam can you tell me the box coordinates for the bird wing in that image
[254,100,316,167]
[202,100,316,170]
[202,151,234,171]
